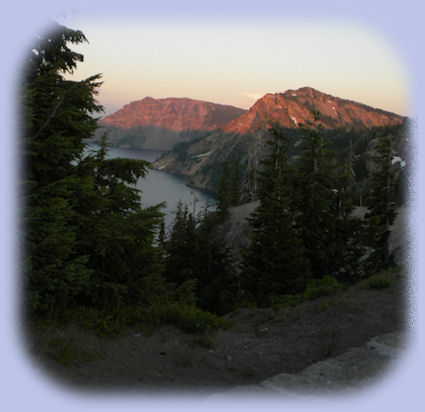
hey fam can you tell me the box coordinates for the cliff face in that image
[101,97,246,131]
[97,97,245,150]
[152,87,408,193]
[223,87,404,134]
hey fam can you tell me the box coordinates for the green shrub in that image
[366,273,393,289]
[174,279,198,307]
[133,301,230,334]
[271,293,303,310]
[49,337,102,366]
[193,334,215,349]
[54,291,229,338]
[165,303,230,333]
[303,275,343,300]
[67,307,128,337]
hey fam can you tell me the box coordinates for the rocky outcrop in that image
[101,97,245,131]
[97,97,246,150]
[152,87,408,192]
[258,332,405,394]
[209,332,406,397]
[223,87,405,134]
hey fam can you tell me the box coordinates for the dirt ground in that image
[25,270,407,395]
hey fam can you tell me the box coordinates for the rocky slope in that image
[27,203,408,392]
[28,270,405,393]
[217,332,406,396]
[95,97,245,150]
[223,87,404,134]
[152,88,408,193]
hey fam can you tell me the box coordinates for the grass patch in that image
[271,275,343,312]
[365,272,393,289]
[137,302,231,334]
[192,334,215,349]
[48,337,102,366]
[303,275,343,300]
[45,300,231,338]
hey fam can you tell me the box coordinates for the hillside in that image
[28,269,405,392]
[152,88,408,195]
[223,87,404,134]
[27,200,407,392]
[95,97,246,150]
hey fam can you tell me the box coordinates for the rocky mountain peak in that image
[223,87,405,134]
[100,97,246,132]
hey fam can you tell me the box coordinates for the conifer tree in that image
[364,128,397,271]
[158,220,166,246]
[217,161,231,216]
[295,113,340,278]
[295,112,364,280]
[240,123,310,306]
[22,24,164,316]
[22,25,102,315]
[229,159,241,206]
[332,152,365,280]
[163,202,198,285]
[163,202,236,314]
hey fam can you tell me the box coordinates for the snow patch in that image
[391,156,406,168]
[192,151,212,159]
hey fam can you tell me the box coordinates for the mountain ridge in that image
[97,88,405,151]
[100,97,246,132]
[151,88,408,194]
[223,87,405,134]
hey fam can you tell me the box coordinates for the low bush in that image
[366,272,393,289]
[192,334,215,349]
[143,302,230,334]
[303,275,343,300]
[64,302,230,337]
[271,275,343,311]
[48,337,102,365]
[271,293,303,310]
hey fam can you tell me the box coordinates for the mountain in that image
[152,87,407,194]
[223,87,404,134]
[95,97,246,150]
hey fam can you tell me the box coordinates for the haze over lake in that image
[91,145,216,227]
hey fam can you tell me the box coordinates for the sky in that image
[57,18,410,117]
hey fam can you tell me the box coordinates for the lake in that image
[91,145,216,227]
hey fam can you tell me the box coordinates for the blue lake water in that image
[90,145,216,227]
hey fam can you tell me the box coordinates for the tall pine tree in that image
[295,112,341,279]
[216,161,231,216]
[240,123,310,306]
[230,159,241,206]
[364,127,397,271]
[22,25,101,315]
[22,24,164,317]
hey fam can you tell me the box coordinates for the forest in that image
[22,24,407,337]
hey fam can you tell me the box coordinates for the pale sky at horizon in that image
[58,18,410,117]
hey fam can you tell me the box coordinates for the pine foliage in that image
[22,24,164,317]
[163,203,238,314]
[240,123,310,306]
[364,127,398,271]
